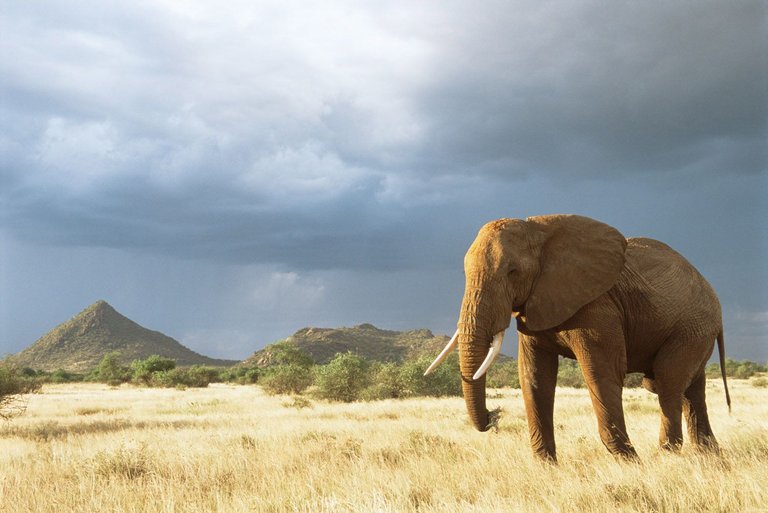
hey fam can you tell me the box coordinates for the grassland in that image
[0,380,765,513]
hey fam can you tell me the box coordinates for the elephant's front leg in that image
[575,344,638,459]
[519,337,558,462]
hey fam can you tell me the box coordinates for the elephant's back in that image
[625,237,705,283]
[623,237,721,330]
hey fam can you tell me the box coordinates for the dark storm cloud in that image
[4,2,763,271]
[1,2,765,298]
[410,2,766,178]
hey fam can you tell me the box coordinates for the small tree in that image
[557,358,585,388]
[623,373,644,388]
[706,358,766,379]
[152,366,220,388]
[219,366,260,384]
[260,365,313,395]
[399,354,461,397]
[91,352,131,386]
[131,355,176,385]
[49,368,81,383]
[0,362,41,419]
[360,362,404,400]
[264,341,314,368]
[486,359,520,389]
[314,352,370,402]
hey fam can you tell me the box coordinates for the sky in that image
[1,1,766,362]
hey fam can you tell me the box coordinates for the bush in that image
[360,362,404,400]
[19,368,38,378]
[260,365,313,395]
[49,368,83,383]
[219,366,260,384]
[131,355,176,385]
[0,362,42,419]
[557,358,585,388]
[262,341,314,368]
[624,373,644,388]
[240,368,261,384]
[90,352,131,386]
[146,366,219,388]
[314,352,371,402]
[706,358,767,379]
[398,354,461,398]
[486,359,520,388]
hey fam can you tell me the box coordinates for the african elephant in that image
[425,214,730,461]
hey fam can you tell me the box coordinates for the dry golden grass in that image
[0,380,765,513]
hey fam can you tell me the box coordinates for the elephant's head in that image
[425,214,627,431]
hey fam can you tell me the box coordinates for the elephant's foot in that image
[691,434,720,453]
[607,443,639,461]
[532,447,557,464]
[659,438,683,452]
[620,447,640,461]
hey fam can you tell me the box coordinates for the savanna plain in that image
[0,380,765,513]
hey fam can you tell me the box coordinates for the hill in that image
[241,323,453,367]
[11,300,236,372]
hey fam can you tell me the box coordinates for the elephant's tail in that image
[717,330,731,413]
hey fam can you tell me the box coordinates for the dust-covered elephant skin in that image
[427,214,730,461]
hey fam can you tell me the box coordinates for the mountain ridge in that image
[241,323,452,367]
[11,300,236,372]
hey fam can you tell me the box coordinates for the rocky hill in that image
[241,323,453,367]
[11,300,236,372]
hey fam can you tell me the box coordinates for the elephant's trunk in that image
[458,286,495,432]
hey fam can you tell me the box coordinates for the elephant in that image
[425,214,730,461]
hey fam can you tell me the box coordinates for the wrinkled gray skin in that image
[453,214,730,461]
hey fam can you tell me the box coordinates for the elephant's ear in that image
[523,215,627,331]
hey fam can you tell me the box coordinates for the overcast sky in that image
[1,1,766,361]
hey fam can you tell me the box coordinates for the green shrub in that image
[262,341,314,368]
[219,366,260,384]
[150,366,219,388]
[360,362,404,400]
[399,354,461,398]
[0,362,42,419]
[314,352,371,402]
[49,368,82,383]
[486,359,520,388]
[240,368,261,384]
[623,373,644,388]
[260,365,313,395]
[706,358,767,379]
[131,355,176,385]
[557,358,585,388]
[19,368,38,378]
[90,352,131,386]
[176,366,220,388]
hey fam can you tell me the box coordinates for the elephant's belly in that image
[625,332,667,374]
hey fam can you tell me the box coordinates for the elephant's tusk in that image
[423,329,459,376]
[472,331,505,380]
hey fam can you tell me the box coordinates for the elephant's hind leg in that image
[657,392,684,451]
[654,332,719,452]
[652,342,699,451]
[683,371,719,450]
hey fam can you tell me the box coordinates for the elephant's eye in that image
[508,266,517,276]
